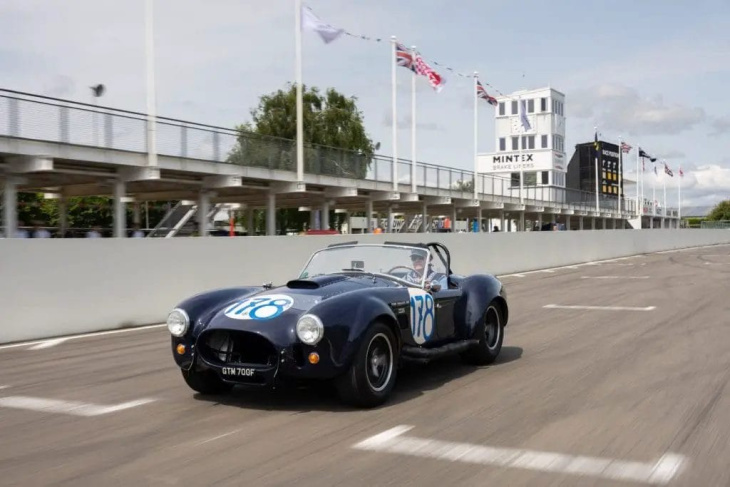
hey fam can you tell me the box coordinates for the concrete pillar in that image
[477,208,483,232]
[566,215,571,231]
[3,177,17,238]
[322,202,330,230]
[387,205,394,233]
[612,218,616,230]
[591,218,596,230]
[579,216,584,230]
[247,208,254,235]
[452,206,457,232]
[650,217,654,229]
[519,212,525,232]
[422,202,428,232]
[537,213,543,230]
[197,190,210,237]
[602,217,607,229]
[500,210,506,232]
[113,179,126,238]
[266,192,276,236]
[366,200,374,232]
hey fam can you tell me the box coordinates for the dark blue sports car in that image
[167,241,509,407]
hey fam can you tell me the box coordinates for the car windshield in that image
[299,244,430,287]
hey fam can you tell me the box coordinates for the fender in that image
[170,286,263,369]
[453,274,506,339]
[305,288,404,372]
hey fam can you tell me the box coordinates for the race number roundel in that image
[224,294,294,321]
[408,289,435,345]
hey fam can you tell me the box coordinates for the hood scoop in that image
[286,275,349,289]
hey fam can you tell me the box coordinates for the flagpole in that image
[473,72,478,201]
[663,161,667,225]
[390,36,398,193]
[594,126,599,212]
[635,146,639,221]
[411,45,417,195]
[145,0,157,168]
[295,0,304,181]
[519,94,523,204]
[678,166,682,225]
[618,135,622,216]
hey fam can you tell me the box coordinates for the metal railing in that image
[0,88,663,217]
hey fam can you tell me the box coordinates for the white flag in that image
[301,6,345,44]
[519,99,532,131]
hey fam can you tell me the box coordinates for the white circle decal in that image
[223,294,294,320]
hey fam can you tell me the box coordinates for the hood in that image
[203,273,390,335]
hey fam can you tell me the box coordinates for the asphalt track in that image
[1,244,729,486]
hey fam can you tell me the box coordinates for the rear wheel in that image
[336,322,398,408]
[181,367,234,395]
[460,301,504,365]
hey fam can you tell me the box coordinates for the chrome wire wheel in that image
[365,332,393,392]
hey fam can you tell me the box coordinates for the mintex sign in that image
[479,150,555,173]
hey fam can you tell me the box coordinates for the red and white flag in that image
[413,54,446,92]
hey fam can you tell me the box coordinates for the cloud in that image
[569,83,706,136]
[382,111,443,131]
[656,150,686,159]
[709,117,730,137]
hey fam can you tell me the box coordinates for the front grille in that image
[197,330,277,367]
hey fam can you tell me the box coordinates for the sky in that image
[1,0,729,210]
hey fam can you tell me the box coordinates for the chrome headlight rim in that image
[296,313,324,345]
[167,308,190,337]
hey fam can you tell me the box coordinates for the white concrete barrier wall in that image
[1,229,729,344]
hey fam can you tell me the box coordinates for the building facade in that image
[477,87,567,200]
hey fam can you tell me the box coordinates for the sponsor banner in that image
[478,150,564,173]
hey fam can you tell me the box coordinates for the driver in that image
[405,250,447,288]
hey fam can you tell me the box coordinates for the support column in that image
[366,200,374,232]
[198,190,210,237]
[500,210,505,232]
[266,192,276,236]
[612,218,616,230]
[477,207,483,232]
[387,205,394,233]
[113,179,126,238]
[519,212,525,232]
[537,213,543,231]
[602,217,607,229]
[133,202,141,226]
[566,215,571,231]
[591,217,596,230]
[247,208,254,236]
[3,177,17,238]
[579,216,584,230]
[452,206,457,232]
[322,201,330,230]
[422,202,428,232]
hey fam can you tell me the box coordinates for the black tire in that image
[335,322,398,408]
[460,301,504,365]
[181,367,234,395]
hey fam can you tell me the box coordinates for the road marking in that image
[0,396,156,417]
[541,269,555,273]
[580,276,650,280]
[352,426,687,485]
[544,304,656,311]
[0,386,8,390]
[28,338,70,350]
[0,324,166,351]
[196,429,243,446]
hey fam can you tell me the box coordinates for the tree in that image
[707,200,730,221]
[227,83,375,179]
[227,83,376,233]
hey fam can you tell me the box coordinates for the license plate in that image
[221,366,255,377]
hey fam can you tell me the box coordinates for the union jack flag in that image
[620,141,632,153]
[664,162,674,177]
[413,54,446,92]
[395,43,415,72]
[476,80,498,106]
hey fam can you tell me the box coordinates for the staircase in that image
[146,201,223,237]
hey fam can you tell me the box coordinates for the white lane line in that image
[352,426,687,485]
[196,429,243,446]
[580,276,650,280]
[28,338,70,350]
[0,386,9,390]
[0,396,156,417]
[0,323,166,351]
[544,304,656,311]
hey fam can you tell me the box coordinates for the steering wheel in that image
[386,265,418,275]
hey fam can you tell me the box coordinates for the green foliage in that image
[228,83,377,233]
[707,200,730,221]
[227,83,375,179]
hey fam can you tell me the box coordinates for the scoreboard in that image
[598,142,621,196]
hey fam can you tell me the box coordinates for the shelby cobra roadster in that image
[167,241,509,407]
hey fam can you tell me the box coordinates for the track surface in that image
[1,244,729,486]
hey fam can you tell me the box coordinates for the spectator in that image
[86,226,102,238]
[32,221,51,238]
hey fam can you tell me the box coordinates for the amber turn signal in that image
[176,344,186,355]
[308,352,320,364]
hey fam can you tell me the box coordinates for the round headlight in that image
[167,308,189,337]
[296,314,324,345]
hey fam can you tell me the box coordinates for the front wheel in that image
[460,302,504,365]
[335,322,398,408]
[181,367,234,395]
